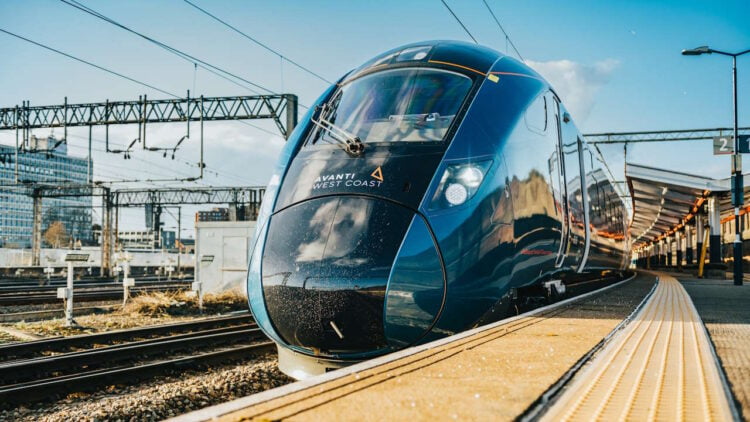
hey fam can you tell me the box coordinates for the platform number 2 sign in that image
[713,135,750,155]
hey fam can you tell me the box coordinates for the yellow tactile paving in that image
[542,273,733,422]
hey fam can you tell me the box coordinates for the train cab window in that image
[310,68,472,145]
[524,95,547,134]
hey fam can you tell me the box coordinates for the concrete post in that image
[708,196,722,264]
[122,261,134,306]
[56,260,75,327]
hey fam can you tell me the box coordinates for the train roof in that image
[344,40,543,83]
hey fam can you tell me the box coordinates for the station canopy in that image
[626,163,741,249]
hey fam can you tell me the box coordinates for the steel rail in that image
[0,283,188,295]
[0,326,261,382]
[0,313,251,359]
[0,279,191,294]
[0,284,189,305]
[0,341,273,404]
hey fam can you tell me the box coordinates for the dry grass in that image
[4,290,249,338]
[120,291,186,316]
[119,289,247,317]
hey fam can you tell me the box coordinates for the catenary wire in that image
[439,0,478,44]
[65,131,266,184]
[59,0,276,96]
[182,0,333,85]
[0,29,288,166]
[5,4,303,188]
[0,28,179,98]
[60,0,312,114]
[480,0,524,62]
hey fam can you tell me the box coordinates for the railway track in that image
[0,275,193,289]
[0,313,273,405]
[0,279,192,293]
[0,282,191,306]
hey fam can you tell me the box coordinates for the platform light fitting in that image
[682,46,711,56]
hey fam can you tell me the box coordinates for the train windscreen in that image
[310,68,472,145]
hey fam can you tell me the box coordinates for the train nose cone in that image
[261,196,415,354]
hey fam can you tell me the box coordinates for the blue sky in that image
[1,0,749,232]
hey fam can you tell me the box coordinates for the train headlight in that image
[457,166,484,188]
[445,183,469,205]
[429,160,492,209]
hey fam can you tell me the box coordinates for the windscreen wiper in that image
[310,104,365,156]
[389,112,439,121]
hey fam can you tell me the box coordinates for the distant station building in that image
[93,229,177,250]
[196,207,231,222]
[195,206,255,222]
[0,135,92,248]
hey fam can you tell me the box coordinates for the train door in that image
[559,104,586,270]
[549,94,569,267]
[574,137,592,271]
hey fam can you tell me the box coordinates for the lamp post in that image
[683,46,750,286]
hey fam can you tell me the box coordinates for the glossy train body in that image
[247,41,629,379]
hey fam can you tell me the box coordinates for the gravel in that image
[1,353,291,422]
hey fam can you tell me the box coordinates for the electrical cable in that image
[480,0,524,62]
[59,0,276,96]
[4,10,300,144]
[65,133,258,183]
[182,0,333,85]
[3,130,250,186]
[3,5,299,189]
[439,0,478,44]
[0,27,179,98]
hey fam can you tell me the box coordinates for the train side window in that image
[524,94,547,134]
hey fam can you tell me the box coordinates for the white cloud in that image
[527,58,619,122]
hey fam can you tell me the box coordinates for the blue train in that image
[247,41,629,379]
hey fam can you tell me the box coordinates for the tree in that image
[43,221,70,248]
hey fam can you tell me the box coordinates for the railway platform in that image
[681,275,750,418]
[172,271,748,421]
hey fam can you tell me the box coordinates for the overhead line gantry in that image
[0,93,296,274]
[1,94,298,139]
[26,185,265,274]
[584,126,750,144]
